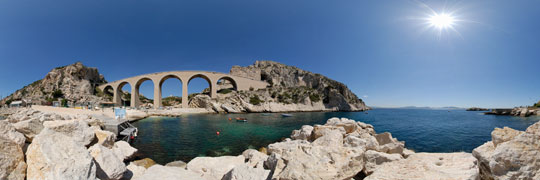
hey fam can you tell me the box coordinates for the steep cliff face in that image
[1,62,107,105]
[190,61,368,112]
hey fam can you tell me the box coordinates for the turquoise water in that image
[131,109,540,164]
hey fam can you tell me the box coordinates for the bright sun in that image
[428,13,455,29]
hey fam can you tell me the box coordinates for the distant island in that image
[466,107,490,111]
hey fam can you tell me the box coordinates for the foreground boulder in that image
[13,118,44,142]
[43,120,95,146]
[92,126,116,148]
[0,120,26,148]
[136,165,203,180]
[266,118,380,180]
[222,164,270,180]
[26,128,97,180]
[0,136,27,180]
[366,152,478,180]
[187,155,245,180]
[473,122,540,179]
[89,144,127,180]
[113,141,138,160]
[363,150,403,175]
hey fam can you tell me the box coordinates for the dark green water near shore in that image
[131,109,540,164]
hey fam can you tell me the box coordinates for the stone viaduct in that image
[97,71,268,108]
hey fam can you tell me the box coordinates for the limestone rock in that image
[241,149,268,168]
[311,125,346,140]
[133,158,156,169]
[325,117,359,133]
[473,122,540,180]
[491,127,523,147]
[0,136,27,180]
[366,152,478,180]
[312,127,344,147]
[165,160,187,168]
[267,139,364,180]
[26,128,97,180]
[0,62,107,106]
[221,164,270,180]
[363,150,403,175]
[89,144,127,180]
[123,162,146,180]
[43,120,95,146]
[187,155,245,180]
[92,126,116,148]
[0,121,26,148]
[344,134,378,151]
[375,132,404,154]
[13,118,44,142]
[290,125,313,140]
[113,141,137,160]
[136,165,204,180]
[472,141,496,180]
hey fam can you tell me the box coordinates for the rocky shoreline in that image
[485,107,538,117]
[1,108,539,179]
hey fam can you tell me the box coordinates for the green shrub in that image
[218,89,232,94]
[61,99,68,107]
[309,94,321,102]
[250,95,263,105]
[5,99,13,105]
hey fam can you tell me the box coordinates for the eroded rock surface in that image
[89,144,127,180]
[0,136,27,180]
[26,128,97,180]
[473,122,540,179]
[187,155,245,180]
[366,152,478,180]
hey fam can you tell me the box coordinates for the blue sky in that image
[0,0,538,108]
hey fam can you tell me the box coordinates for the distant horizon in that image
[1,1,539,108]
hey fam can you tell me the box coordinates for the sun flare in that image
[428,13,455,29]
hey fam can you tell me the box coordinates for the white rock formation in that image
[13,118,44,142]
[89,144,127,180]
[113,141,138,161]
[43,120,95,146]
[187,155,245,180]
[221,164,270,180]
[366,152,478,180]
[290,125,313,140]
[92,126,116,148]
[363,150,403,175]
[473,122,540,179]
[0,136,27,180]
[241,149,268,168]
[26,128,97,180]
[124,162,146,180]
[0,120,26,148]
[136,165,204,180]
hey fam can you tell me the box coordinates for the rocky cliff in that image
[0,62,107,106]
[190,61,369,112]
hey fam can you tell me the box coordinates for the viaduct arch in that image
[97,71,268,108]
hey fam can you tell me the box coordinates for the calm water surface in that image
[131,109,539,164]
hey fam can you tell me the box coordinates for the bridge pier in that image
[131,84,138,108]
[154,83,162,108]
[182,81,188,108]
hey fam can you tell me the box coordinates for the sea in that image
[131,108,540,164]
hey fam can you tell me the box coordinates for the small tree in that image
[52,90,64,98]
[61,99,68,107]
